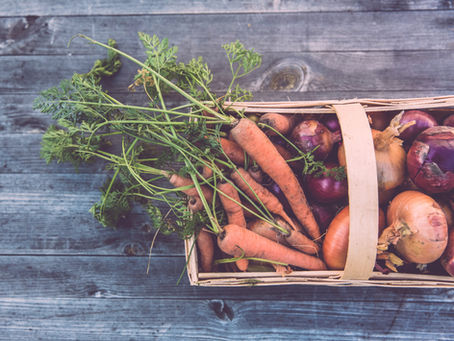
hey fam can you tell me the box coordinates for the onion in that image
[338,112,409,193]
[397,110,437,145]
[323,206,386,270]
[265,180,292,216]
[378,190,448,264]
[323,116,341,134]
[304,162,347,204]
[441,230,454,276]
[290,120,341,160]
[438,198,454,230]
[310,202,337,234]
[443,114,454,127]
[368,111,394,131]
[407,126,454,193]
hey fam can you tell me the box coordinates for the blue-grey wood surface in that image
[1,1,454,340]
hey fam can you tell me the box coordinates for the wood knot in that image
[260,59,307,91]
[123,242,145,256]
[208,299,234,321]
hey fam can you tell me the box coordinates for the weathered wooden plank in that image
[0,0,450,16]
[0,296,453,340]
[2,255,454,301]
[0,173,182,255]
[3,50,454,95]
[2,11,454,56]
[0,133,104,173]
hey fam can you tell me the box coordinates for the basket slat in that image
[333,104,378,280]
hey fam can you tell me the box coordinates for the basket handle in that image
[333,103,379,280]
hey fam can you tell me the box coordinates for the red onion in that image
[265,180,292,215]
[398,110,437,144]
[323,116,341,134]
[290,120,341,160]
[443,114,454,127]
[441,230,454,276]
[369,111,394,131]
[310,202,337,234]
[304,162,347,204]
[407,126,454,193]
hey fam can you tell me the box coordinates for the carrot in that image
[230,167,299,232]
[219,137,247,165]
[259,112,297,136]
[217,224,326,270]
[248,217,320,255]
[196,229,215,272]
[217,182,247,228]
[168,173,213,204]
[248,218,288,245]
[230,118,321,239]
[217,181,248,271]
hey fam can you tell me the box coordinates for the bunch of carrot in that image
[173,113,329,273]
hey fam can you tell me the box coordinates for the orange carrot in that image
[248,218,288,245]
[196,229,215,272]
[230,167,299,232]
[248,217,320,255]
[230,118,321,239]
[168,173,213,204]
[217,181,248,271]
[217,224,326,270]
[219,137,247,165]
[217,182,247,228]
[259,113,297,136]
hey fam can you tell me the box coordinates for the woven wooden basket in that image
[185,96,454,287]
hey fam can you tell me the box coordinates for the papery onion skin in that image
[338,128,406,193]
[291,120,340,160]
[407,126,454,193]
[382,190,448,264]
[323,206,386,270]
[398,110,437,144]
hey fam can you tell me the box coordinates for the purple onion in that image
[407,126,454,193]
[443,114,454,127]
[304,162,348,204]
[441,230,454,277]
[398,110,437,144]
[265,181,292,215]
[323,116,341,133]
[310,203,337,234]
[290,120,341,160]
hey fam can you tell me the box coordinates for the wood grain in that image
[0,173,181,255]
[0,296,453,340]
[2,2,454,339]
[2,11,454,56]
[0,0,450,16]
[3,50,454,95]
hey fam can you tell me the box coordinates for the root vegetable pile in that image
[35,33,454,279]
